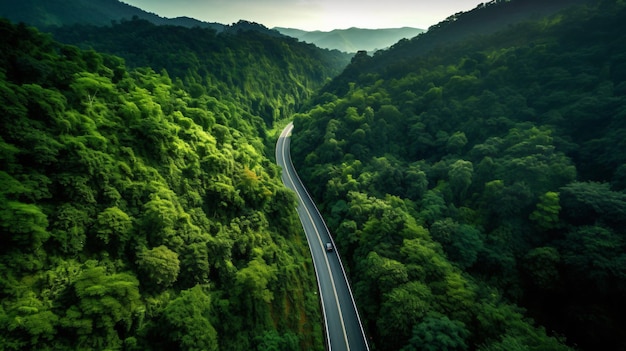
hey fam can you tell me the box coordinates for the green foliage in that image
[0,201,49,249]
[448,160,473,203]
[560,181,626,226]
[377,281,433,349]
[95,206,133,254]
[160,286,218,351]
[65,261,142,349]
[291,1,626,350]
[0,18,323,350]
[401,314,469,351]
[4,292,59,348]
[136,246,180,289]
[50,18,351,127]
[529,191,561,230]
[255,330,299,351]
[559,225,626,291]
[5,1,626,350]
[523,247,560,291]
[431,219,484,269]
[50,203,89,255]
[235,255,277,304]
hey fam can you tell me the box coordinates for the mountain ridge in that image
[0,0,228,30]
[274,26,425,53]
[0,0,423,53]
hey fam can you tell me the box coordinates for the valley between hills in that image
[1,0,625,350]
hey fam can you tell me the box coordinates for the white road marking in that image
[278,123,350,351]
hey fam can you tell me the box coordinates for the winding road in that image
[276,122,369,351]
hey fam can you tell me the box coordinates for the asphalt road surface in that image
[276,122,369,351]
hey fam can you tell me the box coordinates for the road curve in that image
[276,122,369,351]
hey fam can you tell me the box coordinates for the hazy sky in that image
[120,0,484,31]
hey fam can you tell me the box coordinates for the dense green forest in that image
[3,0,626,350]
[0,18,342,350]
[48,18,351,128]
[292,0,626,350]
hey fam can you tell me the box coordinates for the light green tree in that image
[95,206,133,254]
[66,261,142,349]
[529,191,561,230]
[136,245,180,289]
[378,281,433,349]
[448,160,473,203]
[162,285,218,351]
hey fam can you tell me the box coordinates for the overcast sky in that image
[120,0,485,31]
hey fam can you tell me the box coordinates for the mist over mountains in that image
[274,27,425,53]
[0,0,425,53]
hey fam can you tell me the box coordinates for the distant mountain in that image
[274,27,425,53]
[0,0,417,53]
[0,0,224,30]
[321,0,594,91]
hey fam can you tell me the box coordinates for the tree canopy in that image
[291,1,626,350]
[0,18,325,350]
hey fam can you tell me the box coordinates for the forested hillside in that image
[291,0,626,350]
[0,0,223,29]
[48,18,351,128]
[321,0,591,81]
[0,19,328,350]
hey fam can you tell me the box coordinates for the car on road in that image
[325,242,333,252]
